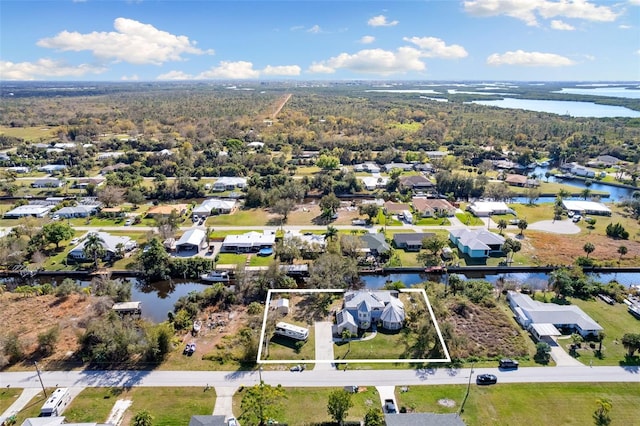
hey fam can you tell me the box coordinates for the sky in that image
[1,0,639,82]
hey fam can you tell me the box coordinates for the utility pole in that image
[34,361,47,397]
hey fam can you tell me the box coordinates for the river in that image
[470,98,640,118]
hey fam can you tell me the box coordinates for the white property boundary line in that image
[257,288,451,364]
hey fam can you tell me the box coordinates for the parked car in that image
[227,417,238,426]
[124,218,134,226]
[476,374,498,385]
[499,359,519,369]
[70,238,80,245]
[384,398,397,413]
[290,364,305,372]
[572,214,582,222]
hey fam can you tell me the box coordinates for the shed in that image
[272,298,290,315]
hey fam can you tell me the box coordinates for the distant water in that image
[471,98,640,118]
[555,87,640,99]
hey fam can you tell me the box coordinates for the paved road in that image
[1,366,638,391]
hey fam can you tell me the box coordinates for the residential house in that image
[212,177,247,192]
[399,175,435,191]
[383,163,414,172]
[505,174,539,187]
[449,228,505,258]
[67,231,136,262]
[55,205,100,218]
[100,163,127,174]
[146,204,188,218]
[339,290,404,332]
[587,154,622,167]
[562,162,596,178]
[562,200,611,216]
[284,230,326,254]
[353,162,381,174]
[360,233,391,257]
[426,151,447,160]
[333,309,358,337]
[4,204,54,218]
[7,166,30,173]
[221,231,276,253]
[192,199,237,218]
[360,176,388,190]
[175,229,207,252]
[467,201,514,217]
[412,197,456,217]
[414,163,435,173]
[507,291,603,339]
[97,151,124,160]
[38,164,67,173]
[72,177,106,189]
[31,178,63,188]
[393,233,435,251]
[383,201,411,216]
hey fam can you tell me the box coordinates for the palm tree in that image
[517,219,528,236]
[497,219,508,235]
[581,188,592,200]
[132,410,154,426]
[83,232,106,269]
[617,245,628,263]
[592,398,612,426]
[325,225,338,241]
[557,188,571,200]
[583,242,595,258]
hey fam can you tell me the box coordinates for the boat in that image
[628,304,640,320]
[425,266,446,274]
[200,271,230,283]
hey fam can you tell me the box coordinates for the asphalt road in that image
[1,366,638,390]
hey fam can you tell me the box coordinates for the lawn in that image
[455,212,484,226]
[0,387,21,413]
[564,297,640,366]
[206,208,271,226]
[216,252,275,267]
[0,125,57,141]
[334,328,410,361]
[397,383,640,426]
[9,389,52,425]
[262,328,316,362]
[64,388,122,423]
[414,216,451,226]
[232,386,381,425]
[123,387,215,425]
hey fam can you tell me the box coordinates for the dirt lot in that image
[0,292,100,370]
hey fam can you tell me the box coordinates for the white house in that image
[193,199,237,218]
[221,231,276,253]
[449,228,505,258]
[341,290,405,332]
[359,176,388,190]
[467,201,514,217]
[212,177,247,192]
[507,291,602,339]
[562,200,611,216]
[55,205,100,218]
[67,232,136,262]
[31,178,63,188]
[284,230,326,253]
[175,228,207,252]
[353,162,381,174]
[38,164,67,173]
[4,204,54,218]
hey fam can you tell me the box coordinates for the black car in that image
[476,374,497,385]
[499,358,519,369]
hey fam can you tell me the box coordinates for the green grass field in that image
[126,387,215,425]
[263,328,316,362]
[397,382,640,426]
[456,212,484,226]
[206,208,271,226]
[0,387,21,413]
[0,126,57,141]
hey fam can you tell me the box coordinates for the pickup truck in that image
[384,399,397,413]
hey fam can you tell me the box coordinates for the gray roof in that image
[508,291,603,332]
[188,415,227,426]
[360,233,390,253]
[449,228,505,249]
[69,232,135,255]
[385,413,466,426]
[336,309,357,327]
[381,298,405,323]
[393,232,435,246]
[344,291,386,311]
[176,228,206,247]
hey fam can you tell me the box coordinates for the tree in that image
[327,389,353,425]
[583,242,595,258]
[550,267,574,299]
[319,193,341,215]
[592,398,612,426]
[448,274,465,296]
[239,383,286,426]
[534,341,551,364]
[155,210,181,240]
[617,245,628,263]
[271,198,296,223]
[581,188,592,200]
[359,203,379,222]
[596,331,606,355]
[97,185,125,208]
[138,238,171,281]
[83,232,106,268]
[517,218,528,236]
[502,238,521,264]
[308,252,359,289]
[557,188,571,200]
[422,235,447,256]
[325,225,338,241]
[132,410,153,426]
[125,188,145,208]
[37,326,59,356]
[364,407,385,426]
[621,333,640,357]
[42,222,74,249]
[497,219,508,235]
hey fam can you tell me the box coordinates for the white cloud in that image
[157,70,193,80]
[368,15,399,27]
[464,0,618,26]
[307,25,322,34]
[308,47,426,76]
[360,35,375,44]
[0,58,106,80]
[487,50,575,66]
[636,49,640,55]
[619,24,632,29]
[630,0,640,5]
[583,54,595,61]
[550,19,575,30]
[197,61,260,79]
[403,36,468,59]
[262,65,301,76]
[121,74,139,81]
[37,17,213,65]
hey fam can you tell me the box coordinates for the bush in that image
[3,333,24,363]
[606,223,629,239]
[37,326,59,356]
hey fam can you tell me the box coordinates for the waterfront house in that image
[393,233,435,251]
[399,175,435,191]
[212,177,247,192]
[221,231,276,253]
[412,197,456,217]
[175,228,207,252]
[67,232,136,262]
[449,228,505,258]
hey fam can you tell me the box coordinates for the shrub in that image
[37,326,59,356]
[606,223,629,239]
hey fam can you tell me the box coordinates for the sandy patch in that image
[438,398,456,407]
[528,219,580,234]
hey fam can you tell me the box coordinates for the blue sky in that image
[1,0,639,81]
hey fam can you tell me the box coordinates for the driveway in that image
[212,386,237,420]
[314,322,336,370]
[528,219,580,234]
[544,337,584,366]
[376,386,398,413]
